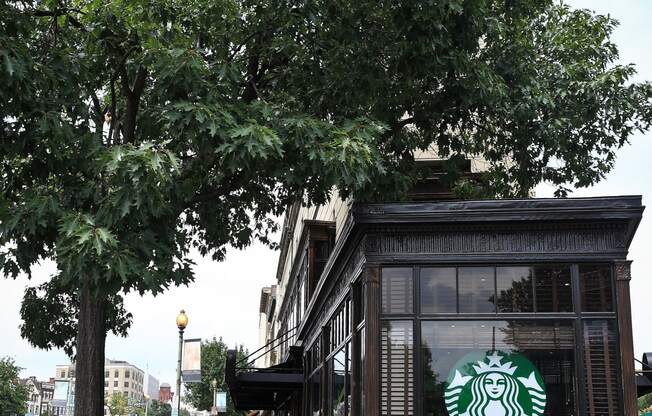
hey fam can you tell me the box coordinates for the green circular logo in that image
[444,351,547,416]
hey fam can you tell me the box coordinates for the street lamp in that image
[175,310,188,416]
[211,378,218,410]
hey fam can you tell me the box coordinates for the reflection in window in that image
[496,267,534,313]
[421,320,576,416]
[458,267,495,313]
[382,268,413,314]
[580,265,613,312]
[534,266,572,312]
[331,348,346,416]
[420,268,457,314]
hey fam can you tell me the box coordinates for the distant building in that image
[159,382,173,403]
[21,376,54,415]
[256,285,276,368]
[144,373,160,401]
[55,359,147,414]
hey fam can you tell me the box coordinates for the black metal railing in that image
[235,325,300,372]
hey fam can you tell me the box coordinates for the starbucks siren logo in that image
[444,351,546,416]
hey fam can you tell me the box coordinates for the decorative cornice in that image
[365,224,628,256]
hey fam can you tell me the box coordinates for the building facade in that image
[227,195,646,416]
[159,383,173,403]
[22,377,54,416]
[55,359,147,414]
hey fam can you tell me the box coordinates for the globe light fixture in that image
[176,309,188,330]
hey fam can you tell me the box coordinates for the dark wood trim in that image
[615,260,636,415]
[363,265,380,416]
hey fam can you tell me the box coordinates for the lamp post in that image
[211,378,218,412]
[175,310,188,416]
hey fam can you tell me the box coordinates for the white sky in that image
[1,0,651,392]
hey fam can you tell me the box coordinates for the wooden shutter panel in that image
[381,321,414,416]
[583,320,620,416]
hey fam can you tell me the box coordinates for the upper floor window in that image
[306,222,335,304]
[125,370,130,379]
[381,264,613,316]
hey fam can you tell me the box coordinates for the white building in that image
[22,377,54,416]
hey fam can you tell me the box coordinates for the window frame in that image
[379,262,620,416]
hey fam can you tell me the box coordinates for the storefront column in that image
[363,265,380,416]
[615,260,636,415]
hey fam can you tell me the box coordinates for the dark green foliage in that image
[0,357,29,416]
[19,280,132,357]
[184,338,247,414]
[148,401,172,416]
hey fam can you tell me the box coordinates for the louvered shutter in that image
[381,321,414,416]
[382,268,413,314]
[583,320,620,416]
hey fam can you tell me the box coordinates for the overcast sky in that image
[1,0,651,392]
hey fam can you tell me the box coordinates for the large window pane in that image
[583,320,620,416]
[420,268,457,314]
[580,265,614,312]
[458,267,495,313]
[311,370,321,416]
[331,349,346,416]
[381,321,414,415]
[496,267,534,313]
[382,268,413,314]
[534,265,573,312]
[421,320,576,416]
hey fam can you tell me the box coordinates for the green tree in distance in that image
[148,401,172,416]
[184,338,247,414]
[1,1,651,415]
[106,393,129,416]
[0,357,29,416]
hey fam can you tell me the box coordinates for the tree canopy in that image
[1,0,651,414]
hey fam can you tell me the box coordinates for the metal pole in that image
[176,328,184,416]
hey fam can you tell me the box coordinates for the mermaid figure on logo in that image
[445,351,546,416]
[460,371,527,416]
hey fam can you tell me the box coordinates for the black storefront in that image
[227,196,647,415]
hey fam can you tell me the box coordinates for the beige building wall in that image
[55,359,146,412]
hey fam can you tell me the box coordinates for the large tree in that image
[1,0,650,415]
[184,338,247,414]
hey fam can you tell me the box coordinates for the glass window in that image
[114,380,118,387]
[311,371,321,416]
[104,371,109,378]
[382,268,414,314]
[420,268,457,314]
[125,370,130,379]
[114,370,119,378]
[496,267,534,313]
[124,381,129,388]
[534,265,572,312]
[331,348,346,415]
[381,321,414,415]
[359,327,366,416]
[421,320,576,416]
[458,267,495,313]
[580,265,613,312]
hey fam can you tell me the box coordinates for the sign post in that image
[181,338,202,383]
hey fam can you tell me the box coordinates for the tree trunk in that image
[74,282,107,416]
